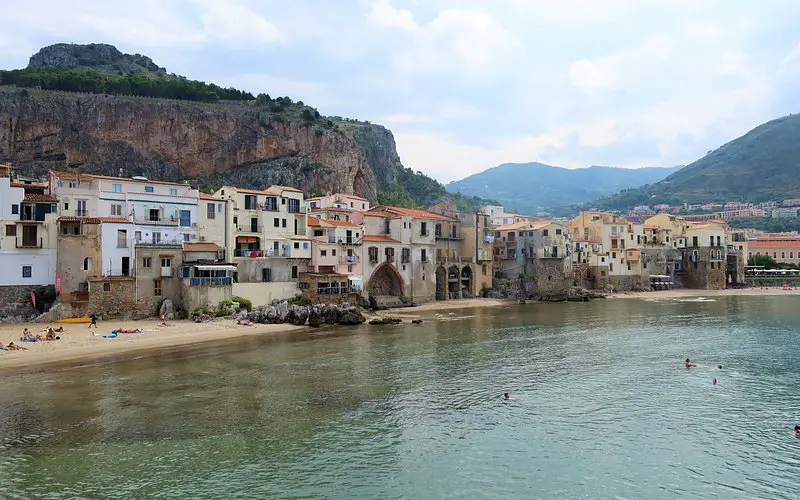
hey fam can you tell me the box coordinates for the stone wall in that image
[87,277,138,319]
[682,247,726,290]
[0,285,39,321]
[233,257,303,283]
[181,281,232,311]
[528,258,570,298]
[608,275,647,291]
[232,282,299,307]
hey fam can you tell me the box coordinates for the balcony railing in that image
[134,217,179,226]
[135,239,183,246]
[234,249,288,257]
[237,225,263,233]
[340,255,359,263]
[75,209,88,217]
[190,277,232,287]
[339,238,354,245]
[16,237,42,249]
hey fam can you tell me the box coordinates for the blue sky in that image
[2,0,800,183]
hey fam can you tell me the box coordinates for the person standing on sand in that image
[89,313,98,329]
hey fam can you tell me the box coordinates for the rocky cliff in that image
[0,87,379,200]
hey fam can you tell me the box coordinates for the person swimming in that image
[685,358,697,368]
[794,425,800,437]
[503,393,510,400]
[717,364,722,369]
[712,378,717,385]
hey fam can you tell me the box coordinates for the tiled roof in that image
[323,218,359,228]
[11,182,47,188]
[23,193,57,202]
[363,209,401,218]
[362,235,400,243]
[58,216,100,224]
[199,192,222,200]
[265,185,304,195]
[749,240,800,247]
[308,217,323,227]
[340,194,368,201]
[183,242,223,252]
[380,206,452,221]
[495,221,533,231]
[99,217,133,224]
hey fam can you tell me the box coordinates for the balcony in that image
[134,217,179,227]
[190,277,232,287]
[340,255,359,264]
[16,237,43,249]
[75,209,88,217]
[237,225,263,233]
[339,237,355,245]
[160,267,173,278]
[135,239,183,247]
[234,248,288,258]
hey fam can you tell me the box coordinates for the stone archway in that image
[435,266,447,300]
[367,262,404,298]
[461,266,473,297]
[448,265,461,299]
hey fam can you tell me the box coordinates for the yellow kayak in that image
[54,317,91,324]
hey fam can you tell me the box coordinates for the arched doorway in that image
[448,265,461,299]
[461,266,473,297]
[435,266,447,300]
[367,263,404,298]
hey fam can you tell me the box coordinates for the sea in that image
[1,296,799,499]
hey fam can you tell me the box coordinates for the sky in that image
[1,0,800,183]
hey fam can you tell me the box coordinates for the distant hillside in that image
[446,163,682,214]
[595,114,800,210]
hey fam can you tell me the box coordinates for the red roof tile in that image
[308,217,322,227]
[362,235,400,243]
[379,206,452,221]
[23,193,57,202]
[199,192,222,200]
[749,240,800,247]
[323,218,359,228]
[183,242,223,252]
[58,216,101,224]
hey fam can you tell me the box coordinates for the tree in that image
[748,254,778,268]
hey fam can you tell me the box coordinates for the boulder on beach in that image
[308,305,322,327]
[338,309,366,325]
[321,303,341,324]
[287,305,309,326]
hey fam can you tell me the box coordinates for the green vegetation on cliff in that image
[729,217,800,233]
[595,114,800,210]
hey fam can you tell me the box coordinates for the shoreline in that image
[1,291,795,374]
[0,299,508,375]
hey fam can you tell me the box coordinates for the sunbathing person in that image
[5,342,27,350]
[237,319,253,326]
[45,328,60,341]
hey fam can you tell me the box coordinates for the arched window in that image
[83,257,93,272]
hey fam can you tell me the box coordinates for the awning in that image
[195,265,237,271]
[237,236,258,243]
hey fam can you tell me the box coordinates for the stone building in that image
[179,242,235,312]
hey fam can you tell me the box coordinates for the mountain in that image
[595,114,800,210]
[0,43,489,211]
[446,163,682,214]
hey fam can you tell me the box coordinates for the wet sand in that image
[611,287,800,300]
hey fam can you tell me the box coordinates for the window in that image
[11,204,19,215]
[207,203,215,220]
[287,199,300,213]
[83,257,93,271]
[112,183,122,193]
[291,266,298,279]
[117,229,127,248]
[368,246,379,263]
[421,249,427,262]
[773,252,777,258]
[332,249,337,256]
[183,233,190,242]
[64,202,69,211]
[103,282,111,292]
[144,186,154,193]
[294,242,300,249]
[143,257,152,268]
[555,228,562,235]
[482,264,488,274]
[420,222,428,236]
[303,242,309,249]
[401,248,410,263]
[314,229,324,237]
[110,204,122,216]
[149,209,160,221]
[180,210,191,227]
[217,204,222,213]
[385,247,395,262]
[348,265,353,273]
[161,257,172,268]
[282,219,287,228]
[262,268,272,282]
[782,252,786,259]
[543,229,549,236]
[154,279,162,296]
[5,225,15,237]
[321,249,327,257]
[612,252,616,259]
[169,188,178,196]
[152,232,161,244]
[692,236,698,247]
[135,231,141,242]
[21,265,32,278]
[627,261,631,271]
[610,263,614,272]
[274,218,280,227]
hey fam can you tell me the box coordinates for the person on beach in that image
[5,342,27,350]
[685,358,697,368]
[89,313,98,329]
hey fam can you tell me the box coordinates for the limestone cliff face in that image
[0,88,378,200]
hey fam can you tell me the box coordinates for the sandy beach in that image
[1,292,795,373]
[0,299,508,374]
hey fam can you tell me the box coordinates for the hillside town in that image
[1,164,797,321]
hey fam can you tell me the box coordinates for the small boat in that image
[54,317,91,324]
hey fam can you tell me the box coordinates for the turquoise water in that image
[2,296,800,499]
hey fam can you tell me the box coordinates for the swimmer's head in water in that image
[717,364,722,369]
[503,393,509,399]
[795,425,800,432]
[685,358,691,363]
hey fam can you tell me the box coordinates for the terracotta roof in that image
[308,217,323,227]
[381,206,452,221]
[323,218,359,228]
[362,235,400,243]
[363,209,401,218]
[183,242,223,252]
[311,206,359,213]
[11,182,47,188]
[23,193,57,202]
[301,273,349,278]
[100,217,133,224]
[305,196,324,201]
[749,240,800,247]
[50,170,190,187]
[339,193,368,202]
[228,187,274,195]
[495,221,533,231]
[199,192,222,200]
[265,185,303,195]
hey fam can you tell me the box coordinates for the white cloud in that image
[366,0,418,30]
[198,0,283,45]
